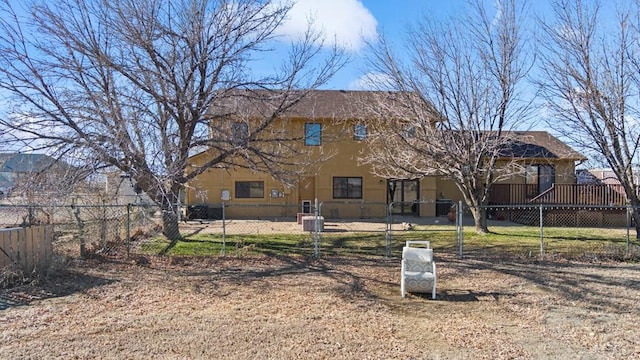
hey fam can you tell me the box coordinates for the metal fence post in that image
[385,202,393,258]
[626,205,631,256]
[539,204,544,257]
[126,203,131,259]
[313,198,320,259]
[100,200,107,250]
[458,201,464,258]
[221,202,226,255]
[72,206,86,259]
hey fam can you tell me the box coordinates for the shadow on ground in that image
[0,271,115,310]
[442,254,640,313]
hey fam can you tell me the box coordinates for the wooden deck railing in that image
[489,183,629,206]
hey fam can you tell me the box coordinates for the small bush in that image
[0,263,25,288]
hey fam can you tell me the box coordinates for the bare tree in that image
[0,0,344,240]
[359,0,532,233]
[538,0,640,238]
[2,155,85,225]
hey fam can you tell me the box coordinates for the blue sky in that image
[2,0,544,91]
[274,0,506,90]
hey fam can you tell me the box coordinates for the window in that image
[232,122,249,146]
[402,125,416,138]
[525,165,538,185]
[333,177,363,199]
[305,123,322,146]
[354,123,367,140]
[235,181,264,198]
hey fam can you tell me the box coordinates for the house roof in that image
[500,131,586,161]
[0,153,57,173]
[211,89,424,120]
[278,90,401,119]
[578,168,640,185]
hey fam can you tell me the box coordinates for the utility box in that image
[302,216,324,232]
[187,205,222,220]
[187,205,208,220]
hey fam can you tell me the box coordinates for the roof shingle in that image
[501,131,585,160]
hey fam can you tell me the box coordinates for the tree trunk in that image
[632,207,640,240]
[158,183,182,242]
[138,174,182,242]
[157,195,182,255]
[162,210,181,241]
[469,206,489,234]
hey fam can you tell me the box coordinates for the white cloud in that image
[348,72,395,90]
[275,0,377,52]
[491,0,503,27]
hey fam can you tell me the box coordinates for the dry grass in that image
[1,251,640,359]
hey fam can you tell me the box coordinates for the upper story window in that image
[353,123,367,140]
[235,181,264,198]
[333,177,363,199]
[305,123,322,146]
[232,122,249,146]
[402,125,416,138]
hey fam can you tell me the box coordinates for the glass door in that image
[538,165,555,193]
[387,179,420,215]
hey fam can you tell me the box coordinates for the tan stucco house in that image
[186,90,586,219]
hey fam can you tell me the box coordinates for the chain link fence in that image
[3,199,639,265]
[455,204,640,259]
[386,200,461,258]
[378,201,640,261]
[0,203,163,261]
[181,200,459,259]
[163,200,640,260]
[179,201,392,258]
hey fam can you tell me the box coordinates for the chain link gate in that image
[385,200,462,258]
[317,200,390,258]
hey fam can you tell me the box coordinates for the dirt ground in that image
[179,218,398,234]
[2,248,640,360]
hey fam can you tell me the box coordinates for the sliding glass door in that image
[387,179,419,215]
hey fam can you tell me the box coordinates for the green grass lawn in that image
[139,224,639,260]
[401,225,637,259]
